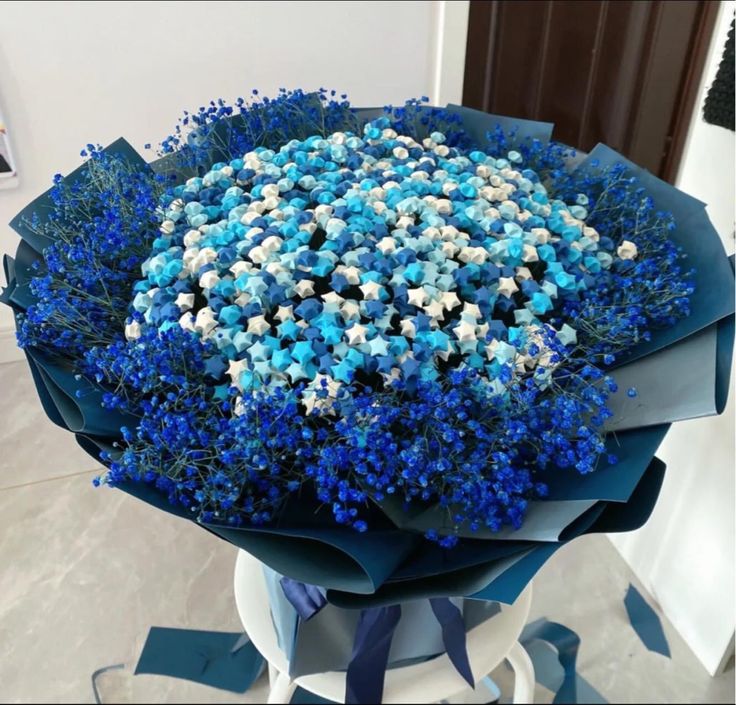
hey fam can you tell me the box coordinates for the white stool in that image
[234,549,535,704]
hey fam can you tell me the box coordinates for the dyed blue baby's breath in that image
[16,90,692,543]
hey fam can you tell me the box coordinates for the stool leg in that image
[267,669,298,704]
[268,663,279,688]
[506,641,535,704]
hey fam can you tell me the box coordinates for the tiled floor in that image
[0,358,733,704]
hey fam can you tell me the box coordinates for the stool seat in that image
[234,549,535,704]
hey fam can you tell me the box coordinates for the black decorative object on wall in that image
[703,18,735,131]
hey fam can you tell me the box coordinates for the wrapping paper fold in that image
[579,145,735,364]
[2,104,733,607]
[9,138,149,255]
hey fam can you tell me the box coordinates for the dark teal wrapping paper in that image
[2,103,733,606]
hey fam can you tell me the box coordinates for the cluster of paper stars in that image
[128,118,632,413]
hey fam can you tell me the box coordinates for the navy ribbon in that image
[345,605,402,704]
[279,581,473,704]
[522,619,580,704]
[429,598,474,688]
[279,577,327,621]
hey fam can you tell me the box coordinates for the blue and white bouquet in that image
[3,90,733,701]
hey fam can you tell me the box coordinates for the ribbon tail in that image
[345,605,402,704]
[522,619,580,704]
[280,577,327,621]
[430,597,474,688]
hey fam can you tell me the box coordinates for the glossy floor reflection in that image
[0,359,733,704]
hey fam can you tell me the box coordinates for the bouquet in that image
[3,90,733,702]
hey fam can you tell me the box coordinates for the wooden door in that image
[463,0,719,182]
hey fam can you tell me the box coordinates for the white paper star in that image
[226,358,249,389]
[175,293,195,311]
[340,300,361,321]
[407,287,429,307]
[522,244,539,263]
[462,302,481,319]
[400,319,417,338]
[439,291,461,310]
[179,312,195,332]
[125,320,141,341]
[322,291,345,306]
[617,240,638,260]
[247,315,270,336]
[345,323,368,345]
[274,305,294,322]
[294,279,315,298]
[424,299,446,321]
[195,308,217,335]
[497,277,519,298]
[359,281,383,301]
[441,241,459,258]
[341,266,361,285]
[453,320,477,342]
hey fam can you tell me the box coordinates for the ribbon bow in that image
[280,578,474,704]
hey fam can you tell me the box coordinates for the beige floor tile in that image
[0,472,259,703]
[0,471,732,703]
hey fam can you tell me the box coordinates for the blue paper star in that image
[404,262,425,285]
[204,356,227,380]
[271,349,292,371]
[318,353,335,373]
[331,358,355,383]
[285,361,309,383]
[291,341,316,365]
[367,336,390,357]
[376,355,395,373]
[277,319,301,342]
[400,357,421,380]
[345,348,365,369]
[248,340,271,362]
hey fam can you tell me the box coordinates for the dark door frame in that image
[462,0,720,183]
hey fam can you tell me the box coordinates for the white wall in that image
[609,1,736,676]
[0,0,454,347]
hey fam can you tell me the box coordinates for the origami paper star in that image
[407,287,429,307]
[291,341,316,365]
[367,336,391,357]
[285,361,309,383]
[248,340,271,362]
[340,301,361,321]
[226,358,249,387]
[557,323,577,346]
[497,277,519,298]
[175,292,195,311]
[345,323,368,346]
[277,319,301,341]
[331,358,355,383]
[242,276,268,297]
[404,262,425,285]
[294,279,316,298]
[204,356,227,380]
[321,292,345,306]
[195,308,218,335]
[424,299,445,321]
[359,281,384,301]
[246,315,270,336]
[341,266,361,285]
[271,349,292,371]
